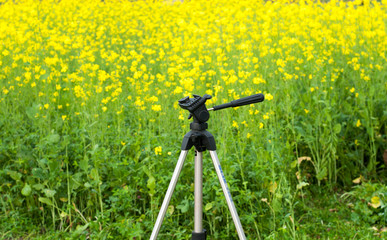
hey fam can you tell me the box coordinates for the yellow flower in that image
[232,121,239,128]
[155,146,162,155]
[304,109,309,114]
[173,86,183,95]
[151,104,161,112]
[61,115,67,121]
[44,104,49,109]
[350,88,355,93]
[265,93,273,101]
[2,49,10,56]
[247,133,252,138]
[259,122,264,129]
[356,119,361,127]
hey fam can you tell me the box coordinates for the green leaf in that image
[291,160,298,169]
[90,168,100,182]
[205,202,213,211]
[297,181,309,190]
[8,170,22,181]
[177,199,189,213]
[79,156,89,171]
[333,123,341,134]
[316,168,328,181]
[21,184,32,196]
[147,176,156,196]
[33,183,45,190]
[26,104,40,120]
[39,197,53,206]
[47,133,60,144]
[32,168,46,179]
[48,159,59,172]
[44,189,56,198]
[70,172,83,190]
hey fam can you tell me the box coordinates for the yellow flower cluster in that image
[0,0,385,125]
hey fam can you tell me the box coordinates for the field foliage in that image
[0,0,386,239]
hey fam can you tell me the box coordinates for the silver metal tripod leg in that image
[209,151,247,240]
[194,151,203,233]
[150,150,189,240]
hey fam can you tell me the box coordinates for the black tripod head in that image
[178,94,212,123]
[178,93,265,128]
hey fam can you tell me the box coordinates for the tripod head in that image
[178,93,265,125]
[178,94,212,123]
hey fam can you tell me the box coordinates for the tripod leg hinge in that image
[181,131,216,151]
[192,229,207,240]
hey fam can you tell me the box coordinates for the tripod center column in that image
[194,150,203,233]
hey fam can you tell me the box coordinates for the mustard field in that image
[0,0,386,239]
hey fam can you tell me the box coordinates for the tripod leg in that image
[209,151,247,240]
[150,150,189,240]
[192,151,206,239]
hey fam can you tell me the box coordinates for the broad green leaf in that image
[142,165,151,177]
[90,168,100,182]
[333,123,341,134]
[44,189,56,198]
[33,183,45,190]
[60,211,68,218]
[297,181,309,190]
[26,104,39,119]
[291,160,297,169]
[38,159,48,168]
[32,168,46,179]
[147,176,156,196]
[39,197,53,206]
[73,223,89,235]
[79,156,89,171]
[205,202,213,211]
[8,170,22,181]
[70,173,83,190]
[177,200,189,213]
[48,159,59,172]
[47,133,60,144]
[21,184,32,196]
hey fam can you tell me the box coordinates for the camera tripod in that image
[150,93,264,240]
